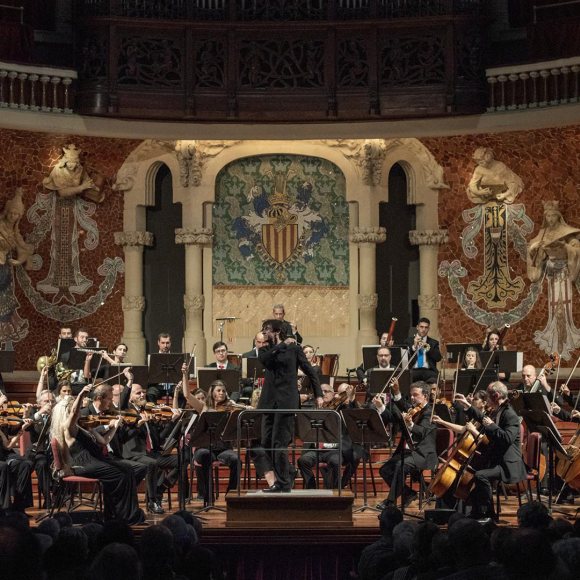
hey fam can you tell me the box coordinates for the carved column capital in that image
[418,294,441,311]
[122,295,146,312]
[350,226,387,244]
[409,229,448,246]
[358,293,378,311]
[175,228,214,246]
[184,294,205,312]
[114,231,154,247]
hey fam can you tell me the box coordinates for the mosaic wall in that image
[212,154,350,286]
[0,128,140,369]
[423,126,580,367]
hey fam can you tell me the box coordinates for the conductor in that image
[258,319,323,492]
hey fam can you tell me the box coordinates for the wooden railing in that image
[0,60,77,113]
[72,2,486,121]
[486,56,580,112]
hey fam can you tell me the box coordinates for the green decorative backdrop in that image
[213,154,349,286]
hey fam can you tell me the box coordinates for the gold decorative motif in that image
[114,231,154,247]
[122,295,145,312]
[409,230,448,246]
[350,227,387,244]
[175,228,213,246]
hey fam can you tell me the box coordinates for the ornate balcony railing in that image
[0,61,77,113]
[77,0,482,21]
[73,1,486,121]
[486,56,580,112]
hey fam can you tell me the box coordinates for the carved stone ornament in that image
[174,140,241,187]
[114,231,154,247]
[409,230,448,246]
[184,294,205,312]
[175,228,213,246]
[418,294,441,311]
[383,138,449,191]
[113,139,175,192]
[122,295,146,312]
[350,226,387,244]
[358,293,379,311]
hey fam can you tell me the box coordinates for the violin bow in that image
[552,353,562,404]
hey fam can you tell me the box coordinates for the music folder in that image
[368,368,411,398]
[479,350,523,373]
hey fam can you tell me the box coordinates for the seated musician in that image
[208,342,240,370]
[481,328,510,381]
[50,385,145,524]
[433,390,488,434]
[298,345,322,408]
[0,393,34,512]
[454,382,527,522]
[355,333,393,383]
[550,402,580,423]
[298,383,364,489]
[191,380,241,504]
[520,364,551,396]
[374,380,437,509]
[461,348,482,370]
[242,332,268,359]
[80,383,147,491]
[120,384,182,514]
[359,347,396,401]
[23,387,56,509]
[272,303,302,344]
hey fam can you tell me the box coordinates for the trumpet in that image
[414,334,431,352]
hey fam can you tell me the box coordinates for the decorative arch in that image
[113,137,448,367]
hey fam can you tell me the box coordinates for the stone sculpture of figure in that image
[0,188,34,344]
[467,147,523,204]
[39,144,104,302]
[527,200,580,358]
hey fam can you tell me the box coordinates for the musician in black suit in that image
[455,381,527,522]
[374,380,437,509]
[120,384,179,514]
[404,318,441,384]
[242,332,268,358]
[207,341,240,370]
[258,319,322,492]
[272,303,303,344]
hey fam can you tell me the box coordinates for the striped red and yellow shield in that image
[261,223,299,264]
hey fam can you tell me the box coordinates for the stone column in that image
[409,229,448,338]
[350,226,387,345]
[114,231,153,364]
[175,227,213,366]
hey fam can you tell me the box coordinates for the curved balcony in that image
[73,0,486,122]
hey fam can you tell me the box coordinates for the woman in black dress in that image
[50,384,144,524]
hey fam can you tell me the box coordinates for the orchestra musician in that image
[192,380,242,504]
[119,384,181,515]
[272,303,303,344]
[454,382,527,523]
[297,383,363,490]
[146,332,175,403]
[374,380,437,510]
[0,393,34,512]
[355,333,394,383]
[23,387,56,509]
[298,344,322,407]
[404,318,441,384]
[461,347,482,370]
[520,364,551,396]
[50,385,145,524]
[259,319,322,493]
[208,342,240,371]
[242,332,268,358]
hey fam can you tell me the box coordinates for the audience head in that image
[378,505,403,537]
[552,537,580,579]
[392,521,417,563]
[448,518,490,569]
[89,542,142,580]
[517,501,552,530]
[0,523,42,580]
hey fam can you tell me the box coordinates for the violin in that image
[323,390,349,410]
[214,400,250,412]
[0,415,24,428]
[143,403,175,421]
[78,414,121,428]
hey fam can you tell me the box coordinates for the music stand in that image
[0,351,14,373]
[520,401,568,513]
[479,350,523,374]
[455,369,498,396]
[445,343,481,364]
[342,408,390,512]
[187,411,230,513]
[295,410,342,491]
[369,369,411,398]
[245,358,265,380]
[67,349,87,371]
[57,338,75,362]
[148,353,184,403]
[197,368,241,396]
[231,410,264,490]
